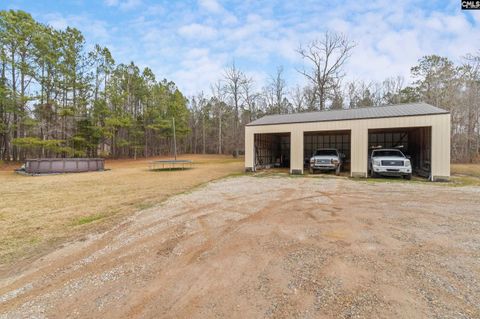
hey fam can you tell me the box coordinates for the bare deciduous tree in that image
[382,76,405,104]
[223,62,246,157]
[196,92,207,154]
[211,81,226,154]
[289,85,306,112]
[330,79,344,110]
[241,77,259,122]
[346,80,380,108]
[462,53,480,162]
[297,31,355,110]
[264,66,288,114]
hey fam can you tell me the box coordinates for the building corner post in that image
[290,129,304,175]
[245,127,255,172]
[350,126,368,178]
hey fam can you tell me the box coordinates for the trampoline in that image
[149,159,193,170]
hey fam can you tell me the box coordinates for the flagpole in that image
[173,117,177,161]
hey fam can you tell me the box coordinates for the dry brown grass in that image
[451,163,480,177]
[450,163,480,186]
[0,155,243,267]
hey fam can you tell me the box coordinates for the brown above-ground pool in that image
[24,158,104,174]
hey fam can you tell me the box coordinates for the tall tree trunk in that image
[202,115,206,154]
[94,66,99,102]
[40,63,44,106]
[19,52,26,160]
[11,50,18,161]
[218,111,222,154]
[193,125,197,154]
[234,97,239,157]
[144,128,148,159]
[73,62,77,110]
[0,57,6,160]
[112,130,116,159]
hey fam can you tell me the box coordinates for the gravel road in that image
[1,176,479,318]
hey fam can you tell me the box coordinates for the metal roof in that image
[246,102,449,126]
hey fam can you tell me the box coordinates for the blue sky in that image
[2,0,480,96]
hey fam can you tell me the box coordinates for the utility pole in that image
[173,117,177,160]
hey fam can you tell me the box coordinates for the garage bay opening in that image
[254,133,290,171]
[304,130,351,174]
[368,127,432,178]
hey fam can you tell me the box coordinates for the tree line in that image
[1,10,479,162]
[191,32,480,162]
[0,10,189,161]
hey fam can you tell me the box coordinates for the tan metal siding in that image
[245,113,450,179]
[290,128,303,174]
[431,114,451,179]
[245,129,254,170]
[351,124,368,177]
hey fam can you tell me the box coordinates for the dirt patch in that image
[1,176,479,318]
[0,155,243,267]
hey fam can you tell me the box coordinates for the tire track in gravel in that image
[0,203,223,311]
[125,182,352,317]
[2,176,479,318]
[123,187,302,317]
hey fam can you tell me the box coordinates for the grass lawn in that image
[450,163,480,186]
[1,159,478,269]
[451,163,480,177]
[0,154,243,268]
[250,164,480,187]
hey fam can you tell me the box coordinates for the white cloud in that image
[150,2,480,95]
[104,0,119,6]
[43,13,110,43]
[35,0,480,97]
[197,0,238,25]
[145,4,164,16]
[198,0,223,13]
[470,11,480,23]
[319,4,480,85]
[172,48,227,95]
[104,0,142,11]
[45,14,68,30]
[178,23,217,40]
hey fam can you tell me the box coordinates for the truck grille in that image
[315,159,330,164]
[381,160,404,166]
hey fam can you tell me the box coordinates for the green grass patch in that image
[250,169,345,180]
[355,175,480,187]
[358,176,428,184]
[73,213,106,226]
[252,169,480,188]
[224,171,246,178]
[29,236,40,244]
[135,202,156,210]
[449,175,480,187]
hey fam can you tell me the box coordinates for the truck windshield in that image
[372,150,404,157]
[314,150,337,156]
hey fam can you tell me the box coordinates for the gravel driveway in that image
[1,176,479,318]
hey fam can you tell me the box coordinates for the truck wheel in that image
[404,174,412,180]
[309,168,314,174]
[335,166,340,176]
[371,170,377,178]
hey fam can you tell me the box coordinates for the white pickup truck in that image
[369,148,412,180]
[309,148,343,175]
